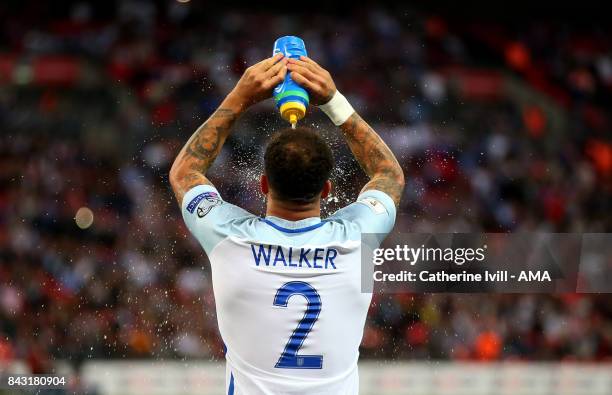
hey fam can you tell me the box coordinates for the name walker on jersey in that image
[251,244,338,269]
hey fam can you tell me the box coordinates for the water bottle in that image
[272,36,309,127]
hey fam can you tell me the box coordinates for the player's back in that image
[212,217,367,394]
[181,185,396,395]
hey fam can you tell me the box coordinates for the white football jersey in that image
[182,185,396,395]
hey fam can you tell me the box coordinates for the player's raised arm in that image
[287,56,405,207]
[169,54,288,205]
[338,112,405,207]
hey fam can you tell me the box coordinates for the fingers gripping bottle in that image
[272,36,309,128]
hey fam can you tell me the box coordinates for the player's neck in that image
[266,198,321,221]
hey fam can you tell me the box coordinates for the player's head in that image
[262,127,334,204]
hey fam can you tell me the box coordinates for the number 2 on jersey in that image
[273,281,323,369]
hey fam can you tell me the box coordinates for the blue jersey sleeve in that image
[181,185,255,255]
[329,189,397,244]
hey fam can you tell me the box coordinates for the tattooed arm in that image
[169,100,239,204]
[338,113,404,207]
[288,56,405,207]
[170,54,288,205]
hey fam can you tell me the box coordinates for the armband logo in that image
[186,191,223,217]
[358,197,386,215]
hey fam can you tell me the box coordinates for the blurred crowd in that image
[0,2,611,370]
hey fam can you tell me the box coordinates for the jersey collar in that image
[260,216,326,233]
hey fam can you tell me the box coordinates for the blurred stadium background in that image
[0,1,610,394]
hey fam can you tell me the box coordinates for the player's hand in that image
[228,54,288,108]
[287,56,337,105]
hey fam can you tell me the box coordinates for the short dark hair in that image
[264,127,334,203]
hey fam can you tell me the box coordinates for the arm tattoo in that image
[170,107,239,204]
[340,113,405,207]
[184,108,236,161]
